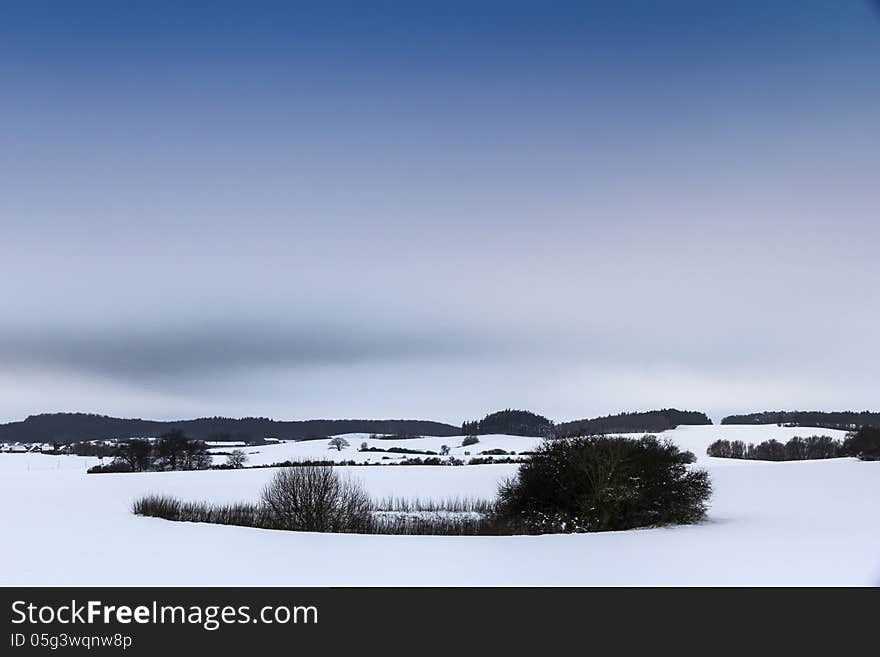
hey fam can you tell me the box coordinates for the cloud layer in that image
[1,1,879,423]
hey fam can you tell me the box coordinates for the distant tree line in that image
[555,409,712,438]
[88,430,213,473]
[1,412,461,444]
[707,427,880,461]
[720,411,880,430]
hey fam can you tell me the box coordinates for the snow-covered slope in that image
[209,433,537,466]
[1,425,878,586]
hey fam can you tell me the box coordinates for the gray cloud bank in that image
[1,1,878,423]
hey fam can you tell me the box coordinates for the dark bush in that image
[495,435,711,534]
[461,436,480,447]
[842,426,880,460]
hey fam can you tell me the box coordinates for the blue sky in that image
[1,1,878,423]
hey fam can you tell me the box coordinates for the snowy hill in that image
[1,424,878,586]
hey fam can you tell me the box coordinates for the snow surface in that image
[208,433,536,466]
[2,424,879,586]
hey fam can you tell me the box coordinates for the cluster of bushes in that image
[87,430,212,473]
[135,435,711,536]
[707,435,842,461]
[706,427,880,461]
[397,456,464,466]
[466,456,527,465]
[257,459,359,468]
[358,446,439,455]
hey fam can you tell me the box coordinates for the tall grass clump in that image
[132,494,263,527]
[369,495,499,535]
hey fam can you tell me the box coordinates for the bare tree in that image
[328,436,350,452]
[226,449,248,469]
[181,440,213,470]
[440,444,451,455]
[120,439,154,471]
[260,465,372,532]
[156,430,189,470]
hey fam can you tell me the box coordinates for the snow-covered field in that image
[207,432,535,466]
[2,424,879,586]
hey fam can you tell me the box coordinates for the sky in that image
[1,1,878,425]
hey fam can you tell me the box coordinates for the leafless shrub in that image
[225,449,249,469]
[260,464,373,532]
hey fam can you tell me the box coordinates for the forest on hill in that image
[2,408,722,444]
[460,408,713,438]
[0,413,461,444]
[462,410,555,437]
[555,409,712,437]
[720,411,880,430]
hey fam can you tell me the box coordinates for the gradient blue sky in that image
[1,1,878,424]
